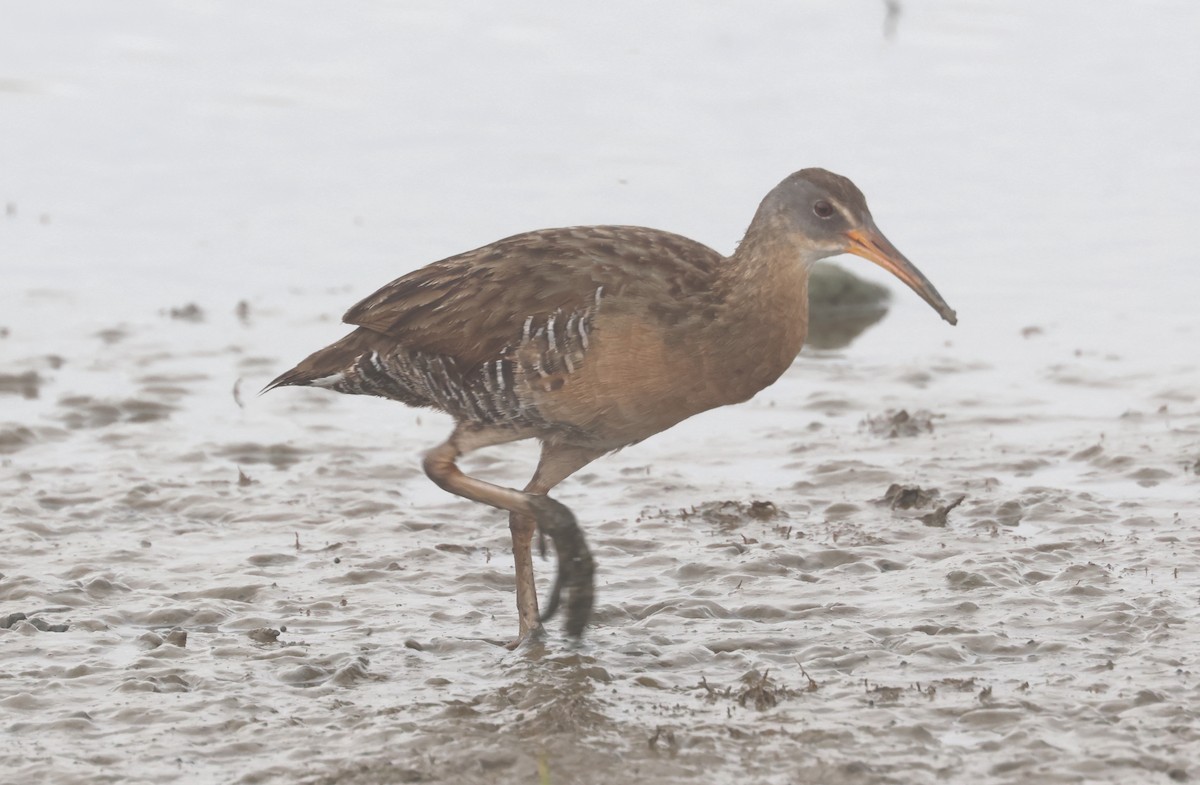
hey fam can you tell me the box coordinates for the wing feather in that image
[342,226,721,369]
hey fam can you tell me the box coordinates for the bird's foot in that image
[503,624,546,651]
[528,495,595,638]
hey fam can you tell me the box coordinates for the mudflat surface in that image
[3,3,1199,784]
[5,292,1198,785]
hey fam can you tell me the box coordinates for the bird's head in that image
[762,168,957,326]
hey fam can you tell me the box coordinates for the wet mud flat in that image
[1,290,1199,785]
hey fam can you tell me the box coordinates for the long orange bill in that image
[845,225,957,325]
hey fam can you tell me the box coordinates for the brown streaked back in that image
[342,225,723,372]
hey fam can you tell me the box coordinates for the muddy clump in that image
[2,612,69,633]
[874,483,966,527]
[876,483,937,510]
[863,409,936,438]
[919,495,965,528]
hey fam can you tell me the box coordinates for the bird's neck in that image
[704,217,822,401]
[721,210,825,325]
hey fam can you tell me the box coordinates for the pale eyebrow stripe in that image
[831,199,856,225]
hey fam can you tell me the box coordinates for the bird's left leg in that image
[508,442,606,647]
[423,425,597,642]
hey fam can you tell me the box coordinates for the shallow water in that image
[3,2,1200,784]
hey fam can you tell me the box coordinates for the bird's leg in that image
[507,509,541,643]
[507,443,605,647]
[422,425,599,643]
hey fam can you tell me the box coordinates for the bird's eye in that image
[813,200,835,219]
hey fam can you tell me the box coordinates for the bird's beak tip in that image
[845,227,957,329]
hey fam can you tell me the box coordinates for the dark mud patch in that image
[0,423,68,453]
[652,499,786,533]
[0,371,41,399]
[1128,466,1173,487]
[166,303,205,322]
[95,326,129,344]
[55,395,175,428]
[863,408,937,438]
[216,441,306,469]
[247,627,281,644]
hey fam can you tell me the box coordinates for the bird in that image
[265,168,957,646]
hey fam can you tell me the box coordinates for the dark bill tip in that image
[844,227,957,326]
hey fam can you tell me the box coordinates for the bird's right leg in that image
[422,424,594,642]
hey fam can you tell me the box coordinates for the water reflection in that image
[806,262,890,350]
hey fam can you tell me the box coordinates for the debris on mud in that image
[873,483,966,527]
[671,499,787,530]
[738,669,793,710]
[920,495,966,527]
[863,408,936,438]
[697,670,796,711]
[795,661,821,692]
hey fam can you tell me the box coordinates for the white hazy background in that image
[3,0,1198,376]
